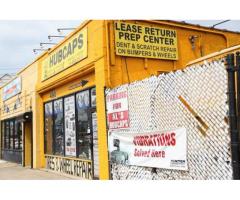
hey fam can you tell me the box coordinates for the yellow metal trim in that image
[139,20,229,48]
[186,44,240,66]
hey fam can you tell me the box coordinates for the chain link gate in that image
[106,58,237,180]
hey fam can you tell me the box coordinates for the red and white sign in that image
[3,77,21,101]
[108,127,188,170]
[106,88,129,129]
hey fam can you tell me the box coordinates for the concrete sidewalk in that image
[0,160,73,180]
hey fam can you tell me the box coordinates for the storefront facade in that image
[43,86,98,179]
[35,20,240,180]
[36,21,105,179]
[0,62,38,167]
[2,20,240,180]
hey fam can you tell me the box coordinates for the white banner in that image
[108,127,188,170]
[64,95,76,156]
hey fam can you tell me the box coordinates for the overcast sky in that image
[0,20,82,76]
[0,20,240,76]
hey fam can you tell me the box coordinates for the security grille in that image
[107,60,233,180]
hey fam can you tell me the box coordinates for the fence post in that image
[226,53,240,180]
[235,52,240,179]
[104,86,112,180]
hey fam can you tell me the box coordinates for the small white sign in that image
[106,88,129,129]
[64,95,76,156]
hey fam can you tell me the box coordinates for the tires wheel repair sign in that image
[108,127,188,170]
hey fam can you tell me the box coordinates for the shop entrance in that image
[44,87,99,179]
[75,88,99,179]
[76,106,99,179]
[1,112,33,167]
[1,117,23,164]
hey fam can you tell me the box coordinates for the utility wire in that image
[212,20,231,28]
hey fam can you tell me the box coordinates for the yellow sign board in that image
[42,28,88,81]
[114,22,178,60]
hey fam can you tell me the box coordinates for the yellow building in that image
[186,43,240,66]
[0,61,38,167]
[1,20,240,180]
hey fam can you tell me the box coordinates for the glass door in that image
[76,88,99,178]
[76,90,92,160]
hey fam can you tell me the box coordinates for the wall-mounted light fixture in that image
[189,35,199,50]
[14,97,21,110]
[57,28,75,33]
[3,104,9,113]
[40,42,57,47]
[48,35,66,41]
[14,103,17,110]
[23,112,32,122]
[33,48,50,54]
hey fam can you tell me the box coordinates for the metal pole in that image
[236,52,240,127]
[235,52,240,177]
[226,53,240,180]
[104,86,112,180]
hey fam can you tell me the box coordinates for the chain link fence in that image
[107,59,233,180]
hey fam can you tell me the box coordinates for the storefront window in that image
[1,122,4,149]
[9,121,14,149]
[2,119,22,150]
[53,99,64,155]
[76,90,92,160]
[91,88,96,107]
[13,120,18,149]
[44,102,53,154]
[43,87,96,160]
[15,120,22,150]
[5,121,10,149]
[76,90,90,108]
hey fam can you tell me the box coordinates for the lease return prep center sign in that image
[114,22,178,60]
[41,28,87,81]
